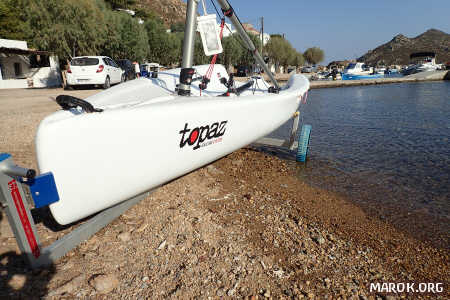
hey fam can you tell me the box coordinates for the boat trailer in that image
[0,113,309,269]
[0,153,153,269]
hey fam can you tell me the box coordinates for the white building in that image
[0,38,61,89]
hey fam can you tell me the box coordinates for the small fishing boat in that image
[36,0,310,225]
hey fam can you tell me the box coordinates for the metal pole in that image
[216,0,280,91]
[201,0,207,15]
[179,0,200,96]
[260,17,264,54]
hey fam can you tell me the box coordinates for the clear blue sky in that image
[186,0,450,64]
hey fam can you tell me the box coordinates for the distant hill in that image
[358,29,450,65]
[134,0,186,26]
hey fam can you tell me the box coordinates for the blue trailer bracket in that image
[25,172,59,208]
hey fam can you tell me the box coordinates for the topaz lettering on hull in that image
[179,121,227,150]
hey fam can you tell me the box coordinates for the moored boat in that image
[341,73,383,80]
[341,62,383,80]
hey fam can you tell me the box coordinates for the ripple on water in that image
[269,81,450,247]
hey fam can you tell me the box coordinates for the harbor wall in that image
[249,70,450,89]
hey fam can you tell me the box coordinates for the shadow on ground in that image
[0,212,57,299]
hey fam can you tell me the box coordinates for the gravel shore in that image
[0,88,448,299]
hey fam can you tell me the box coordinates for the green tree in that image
[145,15,171,62]
[0,0,28,41]
[304,47,324,65]
[219,36,244,70]
[24,0,107,60]
[170,22,185,33]
[291,52,305,69]
[238,33,261,66]
[102,10,149,61]
[265,36,295,72]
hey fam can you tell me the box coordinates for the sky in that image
[186,0,450,64]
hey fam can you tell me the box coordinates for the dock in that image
[309,70,450,89]
[237,70,450,88]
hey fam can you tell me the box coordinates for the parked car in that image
[66,56,124,89]
[236,65,250,77]
[301,66,313,73]
[117,59,136,81]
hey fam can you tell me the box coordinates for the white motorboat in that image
[342,62,372,76]
[402,52,439,75]
[36,0,310,225]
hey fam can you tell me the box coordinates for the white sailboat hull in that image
[36,65,309,225]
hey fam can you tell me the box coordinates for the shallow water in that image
[269,81,450,246]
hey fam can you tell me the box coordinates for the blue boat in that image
[341,73,384,80]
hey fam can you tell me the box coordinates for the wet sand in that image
[0,88,448,299]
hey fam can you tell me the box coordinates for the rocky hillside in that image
[135,0,186,25]
[358,29,450,65]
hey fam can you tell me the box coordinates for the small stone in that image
[90,274,119,294]
[264,290,271,298]
[261,260,267,270]
[216,287,225,297]
[142,276,149,282]
[117,232,131,242]
[206,165,224,175]
[48,274,85,296]
[273,269,284,278]
[307,292,315,299]
[8,274,26,290]
[227,289,235,297]
[312,236,326,245]
[158,240,167,250]
[136,223,148,232]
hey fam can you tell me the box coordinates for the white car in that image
[66,56,125,89]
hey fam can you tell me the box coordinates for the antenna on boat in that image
[178,0,200,96]
[215,0,280,93]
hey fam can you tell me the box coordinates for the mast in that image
[178,0,200,96]
[216,0,280,92]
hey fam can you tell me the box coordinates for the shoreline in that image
[0,89,448,298]
[248,70,450,88]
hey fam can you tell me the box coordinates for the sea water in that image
[270,81,450,246]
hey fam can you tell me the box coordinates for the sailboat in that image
[36,0,310,225]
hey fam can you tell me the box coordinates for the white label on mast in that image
[197,14,223,56]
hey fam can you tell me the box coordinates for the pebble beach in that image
[0,88,448,299]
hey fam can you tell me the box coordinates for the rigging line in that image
[209,0,250,51]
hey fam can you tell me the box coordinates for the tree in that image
[102,11,149,61]
[23,0,108,60]
[291,52,305,68]
[238,33,261,66]
[219,36,244,70]
[170,22,185,33]
[0,0,28,41]
[265,36,298,72]
[304,47,324,65]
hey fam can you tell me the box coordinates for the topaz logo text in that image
[179,121,227,150]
